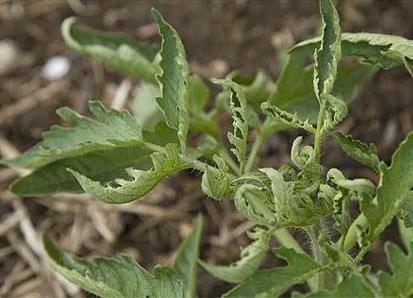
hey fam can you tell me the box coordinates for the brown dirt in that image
[0,0,413,297]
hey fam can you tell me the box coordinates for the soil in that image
[0,0,413,297]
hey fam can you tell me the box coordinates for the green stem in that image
[245,132,264,173]
[306,226,323,291]
[220,148,242,176]
[314,101,327,165]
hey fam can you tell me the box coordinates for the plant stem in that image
[245,132,264,173]
[306,226,323,291]
[220,148,242,176]
[313,101,327,165]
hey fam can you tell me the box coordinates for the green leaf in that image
[201,156,233,200]
[290,136,315,170]
[214,80,249,173]
[333,132,380,172]
[200,228,269,283]
[44,235,184,298]
[326,168,375,196]
[186,75,210,114]
[227,70,274,108]
[6,101,142,169]
[378,242,413,297]
[61,17,157,82]
[152,8,189,151]
[271,56,374,123]
[233,172,276,226]
[362,131,413,243]
[223,247,323,297]
[271,30,413,124]
[11,146,152,196]
[297,274,374,297]
[399,193,413,230]
[143,121,179,147]
[321,94,348,131]
[173,215,203,298]
[313,0,342,99]
[261,102,316,133]
[296,32,413,74]
[130,82,162,130]
[69,144,189,204]
[185,75,219,138]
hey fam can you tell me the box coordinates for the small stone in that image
[41,55,71,81]
[0,39,19,75]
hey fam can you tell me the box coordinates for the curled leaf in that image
[313,0,342,100]
[201,156,234,200]
[69,144,189,204]
[261,102,316,133]
[334,132,380,172]
[200,228,270,283]
[61,17,158,82]
[152,9,189,151]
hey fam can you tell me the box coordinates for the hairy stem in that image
[245,132,264,173]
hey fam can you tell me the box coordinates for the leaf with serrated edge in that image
[270,29,413,125]
[223,247,323,297]
[11,146,153,196]
[213,79,249,173]
[378,242,413,297]
[69,144,189,204]
[296,32,413,75]
[334,132,380,172]
[362,131,413,243]
[44,235,184,298]
[313,0,342,100]
[61,17,158,82]
[200,228,269,283]
[152,9,189,152]
[5,101,143,169]
[261,102,316,133]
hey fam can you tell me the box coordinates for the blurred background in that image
[0,0,413,297]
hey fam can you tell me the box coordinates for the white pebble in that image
[41,55,71,81]
[0,39,19,75]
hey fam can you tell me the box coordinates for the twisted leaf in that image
[313,0,342,100]
[69,144,189,204]
[62,17,157,82]
[152,9,189,151]
[334,132,380,172]
[200,228,270,283]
